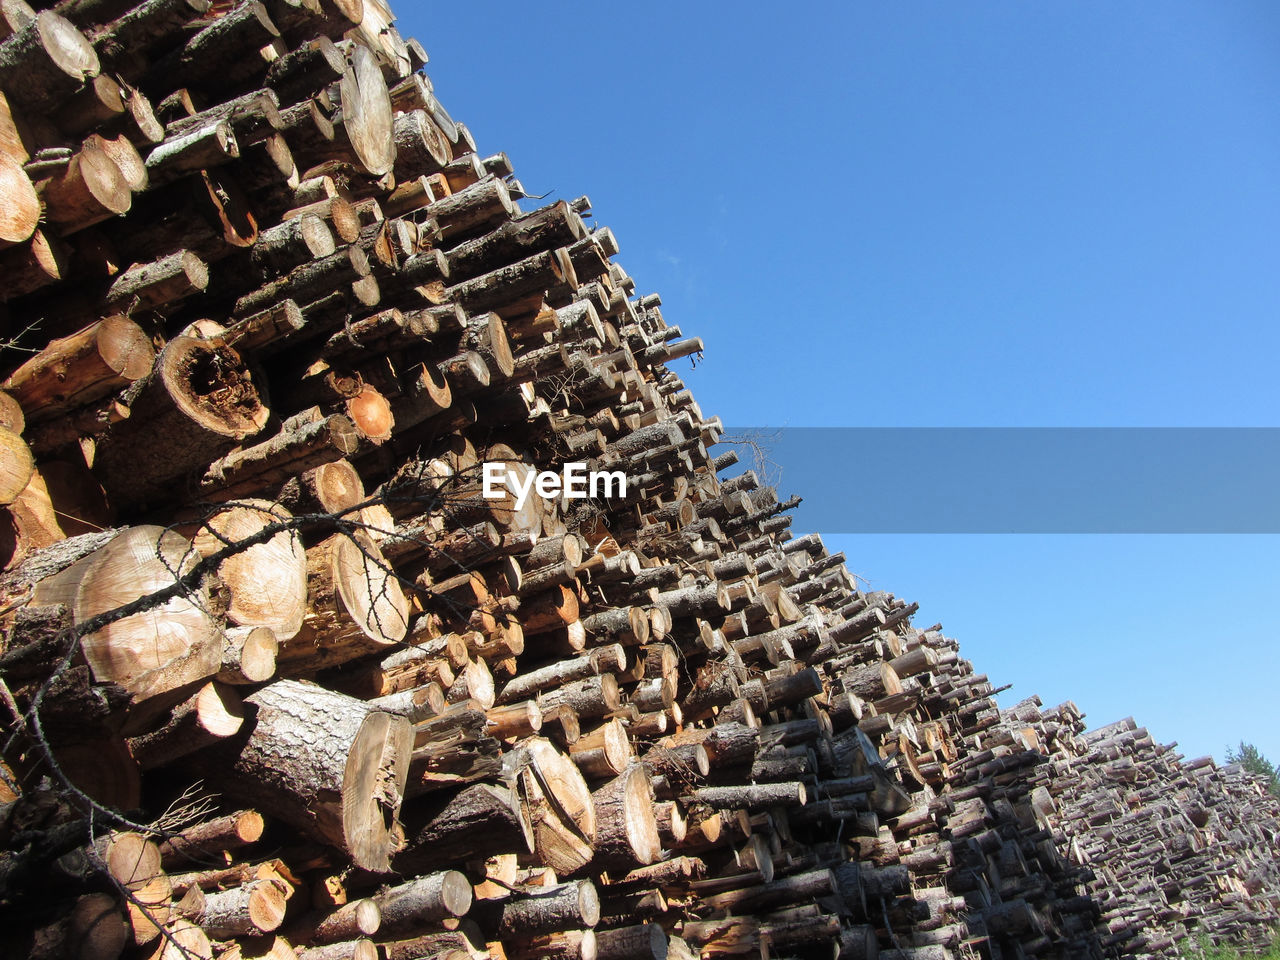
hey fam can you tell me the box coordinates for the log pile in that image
[1005,710,1280,956]
[0,2,1276,959]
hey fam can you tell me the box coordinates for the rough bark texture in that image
[206,679,411,871]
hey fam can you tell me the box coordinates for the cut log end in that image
[162,336,271,439]
[0,152,38,245]
[343,709,414,872]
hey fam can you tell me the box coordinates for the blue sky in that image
[402,3,1279,762]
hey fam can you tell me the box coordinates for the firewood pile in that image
[0,2,1277,959]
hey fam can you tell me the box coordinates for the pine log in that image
[208,679,411,871]
[278,530,409,672]
[515,736,598,875]
[570,717,632,780]
[585,763,661,870]
[0,151,38,248]
[92,335,270,508]
[394,781,533,872]
[156,809,265,868]
[201,878,289,938]
[265,34,345,104]
[36,136,131,235]
[695,782,807,811]
[104,249,207,312]
[2,316,154,422]
[234,243,370,316]
[373,870,473,935]
[0,425,33,505]
[190,499,307,640]
[506,930,597,960]
[217,627,280,686]
[127,679,244,769]
[425,174,515,240]
[498,644,625,704]
[449,247,577,315]
[594,924,667,960]
[252,212,336,276]
[287,898,380,946]
[378,927,485,960]
[90,0,211,61]
[200,409,359,500]
[471,880,600,937]
[445,201,584,282]
[30,524,220,719]
[144,0,279,93]
[0,228,73,298]
[391,108,449,179]
[0,11,98,112]
[539,674,620,721]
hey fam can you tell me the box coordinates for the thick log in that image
[208,679,412,871]
[165,88,281,146]
[265,34,345,104]
[251,211,335,276]
[291,938,378,960]
[144,1,280,94]
[0,11,98,111]
[201,878,289,938]
[586,763,661,870]
[234,243,370,317]
[90,0,211,60]
[30,524,220,719]
[515,736,597,875]
[36,136,131,235]
[290,43,393,177]
[0,425,33,505]
[3,316,153,422]
[445,201,584,281]
[449,247,577,314]
[425,174,514,239]
[286,898,380,947]
[92,336,270,508]
[391,108,449,179]
[539,674,621,721]
[279,530,409,672]
[395,781,533,871]
[200,408,359,500]
[498,645,625,704]
[570,717,632,780]
[0,151,38,248]
[378,928,485,960]
[594,925,667,960]
[0,228,73,298]
[506,930,598,960]
[695,782,807,811]
[144,117,238,185]
[105,250,207,311]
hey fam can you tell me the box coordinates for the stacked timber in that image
[0,3,1276,960]
[1010,712,1280,957]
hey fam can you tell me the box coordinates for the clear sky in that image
[401,2,1280,763]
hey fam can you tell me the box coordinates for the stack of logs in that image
[0,2,1277,960]
[1000,709,1280,956]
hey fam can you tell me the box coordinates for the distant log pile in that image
[0,2,1277,960]
[1004,710,1280,956]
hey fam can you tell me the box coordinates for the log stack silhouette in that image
[0,2,1276,958]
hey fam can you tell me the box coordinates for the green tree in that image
[1225,741,1280,797]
